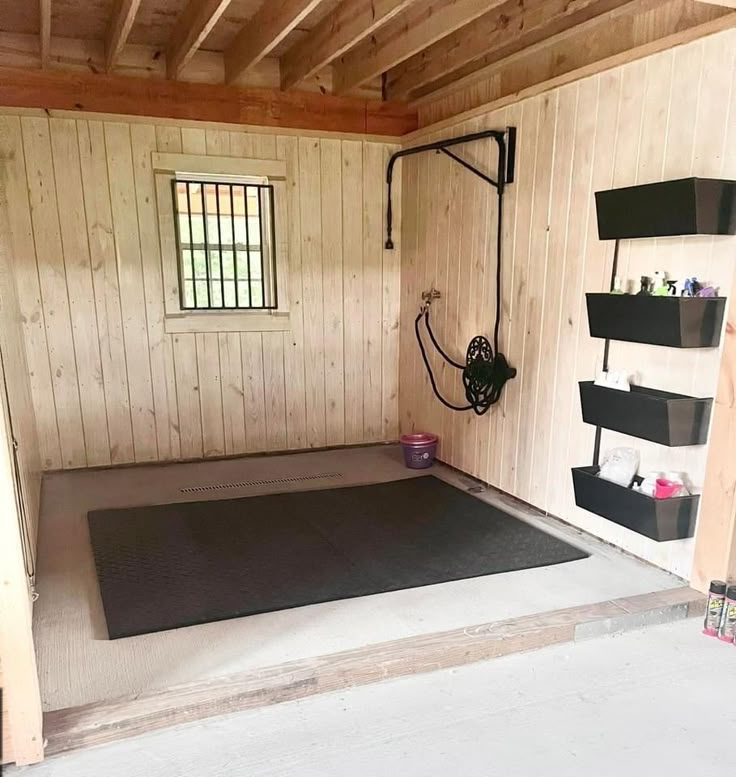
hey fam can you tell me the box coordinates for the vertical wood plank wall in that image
[0,115,401,471]
[399,29,736,578]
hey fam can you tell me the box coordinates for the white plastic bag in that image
[598,447,639,488]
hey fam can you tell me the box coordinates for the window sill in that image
[164,312,291,334]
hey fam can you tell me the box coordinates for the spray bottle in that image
[703,580,727,637]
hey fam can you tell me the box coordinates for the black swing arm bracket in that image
[383,126,516,249]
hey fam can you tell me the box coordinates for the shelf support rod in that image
[592,238,620,466]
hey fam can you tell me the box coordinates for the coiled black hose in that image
[414,191,515,415]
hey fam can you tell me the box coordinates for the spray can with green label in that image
[718,585,736,643]
[703,580,726,637]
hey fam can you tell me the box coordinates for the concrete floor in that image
[13,619,734,776]
[34,445,680,711]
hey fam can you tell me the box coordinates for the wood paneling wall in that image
[399,29,736,578]
[0,115,401,471]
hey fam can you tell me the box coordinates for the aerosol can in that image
[704,580,727,637]
[718,585,736,644]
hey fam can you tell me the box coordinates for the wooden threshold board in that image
[43,586,704,757]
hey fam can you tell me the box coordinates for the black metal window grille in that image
[172,179,278,310]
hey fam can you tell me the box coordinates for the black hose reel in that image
[385,128,518,416]
[414,290,516,416]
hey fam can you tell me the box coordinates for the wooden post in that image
[0,395,44,765]
[0,168,44,767]
[692,284,736,593]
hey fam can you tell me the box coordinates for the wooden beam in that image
[105,0,142,72]
[406,5,735,133]
[1,659,13,764]
[0,33,381,99]
[0,66,417,136]
[167,0,234,80]
[39,0,51,69]
[224,0,325,84]
[43,587,701,757]
[409,0,667,102]
[331,0,506,95]
[280,0,419,91]
[0,400,43,767]
[694,0,736,6]
[386,0,650,101]
[692,285,736,592]
[0,165,44,766]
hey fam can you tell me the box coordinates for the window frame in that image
[172,178,279,313]
[153,152,290,334]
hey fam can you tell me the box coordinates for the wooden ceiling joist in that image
[1,0,731,136]
[105,0,143,72]
[412,1,735,129]
[414,0,733,110]
[386,0,654,101]
[224,0,326,84]
[39,0,51,69]
[280,0,419,91]
[0,31,383,100]
[167,0,234,80]
[330,0,507,96]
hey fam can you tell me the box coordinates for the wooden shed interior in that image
[1,0,736,767]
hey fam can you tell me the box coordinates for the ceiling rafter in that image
[0,0,729,134]
[412,0,731,106]
[39,0,51,68]
[105,0,143,72]
[167,0,234,80]
[331,0,507,96]
[224,0,327,84]
[280,0,419,91]
[412,1,734,126]
[386,0,655,101]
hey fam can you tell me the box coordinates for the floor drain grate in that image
[180,472,343,494]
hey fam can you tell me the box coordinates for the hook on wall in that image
[386,127,519,412]
[383,126,516,250]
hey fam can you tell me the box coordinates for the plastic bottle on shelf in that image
[704,580,727,637]
[718,585,736,643]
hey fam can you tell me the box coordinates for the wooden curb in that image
[44,586,704,758]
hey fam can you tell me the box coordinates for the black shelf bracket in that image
[592,237,620,466]
[383,126,516,250]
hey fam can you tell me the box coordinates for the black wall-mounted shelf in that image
[586,294,726,348]
[571,467,699,542]
[579,382,713,447]
[595,177,736,239]
[573,175,735,542]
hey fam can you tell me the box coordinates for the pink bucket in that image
[400,433,438,469]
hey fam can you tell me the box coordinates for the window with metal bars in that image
[172,179,278,311]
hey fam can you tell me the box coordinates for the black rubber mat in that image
[88,476,589,639]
